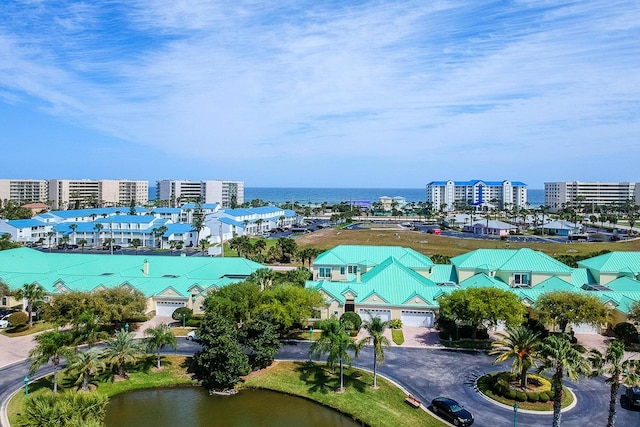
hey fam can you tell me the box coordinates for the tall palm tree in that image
[78,238,87,252]
[356,316,391,388]
[537,334,590,427]
[69,223,77,244]
[589,340,640,427]
[250,268,275,291]
[309,317,357,392]
[489,325,541,388]
[67,348,107,391]
[14,282,45,328]
[47,231,56,251]
[144,323,178,369]
[131,238,142,254]
[28,330,73,392]
[102,328,144,378]
[93,223,103,247]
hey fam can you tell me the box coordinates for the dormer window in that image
[513,273,530,286]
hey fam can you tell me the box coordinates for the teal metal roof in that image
[314,245,434,270]
[0,248,263,297]
[578,252,640,274]
[451,248,573,274]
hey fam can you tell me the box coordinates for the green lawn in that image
[1,321,53,337]
[391,329,405,345]
[243,361,446,427]
[8,355,196,426]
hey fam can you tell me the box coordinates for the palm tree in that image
[67,348,107,391]
[589,340,640,427]
[309,317,357,392]
[28,330,73,392]
[144,323,178,369]
[489,325,541,388]
[78,238,87,252]
[152,225,168,248]
[249,268,274,291]
[537,334,590,427]
[93,223,103,247]
[102,328,144,378]
[356,316,391,388]
[0,281,9,300]
[14,282,45,328]
[69,223,77,244]
[47,231,56,251]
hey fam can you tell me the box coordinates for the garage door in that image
[358,309,391,322]
[155,301,186,317]
[401,311,434,327]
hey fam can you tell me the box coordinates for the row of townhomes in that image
[307,245,640,333]
[1,245,639,333]
[0,206,301,248]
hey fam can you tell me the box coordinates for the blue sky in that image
[0,1,638,189]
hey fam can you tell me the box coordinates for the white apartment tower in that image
[544,181,638,211]
[426,180,528,212]
[0,179,49,204]
[156,180,244,208]
[48,179,148,210]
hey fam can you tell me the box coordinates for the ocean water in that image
[149,187,544,207]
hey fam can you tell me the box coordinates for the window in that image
[319,267,332,278]
[340,266,345,275]
[1,297,6,306]
[513,273,530,286]
[348,265,358,274]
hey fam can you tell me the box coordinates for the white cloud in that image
[0,0,638,186]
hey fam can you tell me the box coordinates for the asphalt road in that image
[3,341,640,427]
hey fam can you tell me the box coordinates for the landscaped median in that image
[242,361,446,427]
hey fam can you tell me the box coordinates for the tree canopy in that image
[533,291,610,333]
[438,287,526,339]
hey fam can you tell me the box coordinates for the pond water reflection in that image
[104,387,362,427]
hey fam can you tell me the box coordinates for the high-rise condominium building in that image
[426,180,528,212]
[156,180,244,208]
[544,181,638,212]
[0,179,49,204]
[48,179,149,210]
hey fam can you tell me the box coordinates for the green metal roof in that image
[0,247,263,297]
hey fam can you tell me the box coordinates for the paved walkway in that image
[0,331,39,369]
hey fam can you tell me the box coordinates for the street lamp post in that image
[308,327,314,365]
[24,376,29,398]
[125,322,129,333]
[513,402,518,427]
[182,313,186,328]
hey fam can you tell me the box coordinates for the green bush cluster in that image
[486,373,552,404]
[538,392,550,403]
[7,311,28,326]
[389,319,403,329]
[527,392,539,402]
[340,312,362,331]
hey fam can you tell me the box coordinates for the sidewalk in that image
[0,331,39,369]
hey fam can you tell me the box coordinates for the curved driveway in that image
[3,341,640,427]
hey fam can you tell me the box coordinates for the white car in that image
[0,319,10,329]
[186,330,199,341]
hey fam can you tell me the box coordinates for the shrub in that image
[185,319,201,328]
[340,312,362,331]
[515,391,527,402]
[614,322,639,345]
[538,392,550,403]
[524,317,548,338]
[389,319,403,329]
[506,389,517,400]
[172,307,193,322]
[8,311,28,326]
[435,316,456,333]
[527,392,539,402]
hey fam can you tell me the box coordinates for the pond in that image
[104,387,363,427]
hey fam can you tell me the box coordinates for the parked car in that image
[0,318,11,329]
[102,244,122,250]
[431,397,474,426]
[626,387,640,408]
[186,330,199,341]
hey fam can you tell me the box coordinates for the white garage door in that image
[155,301,186,317]
[571,323,600,334]
[401,310,434,327]
[358,309,391,322]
